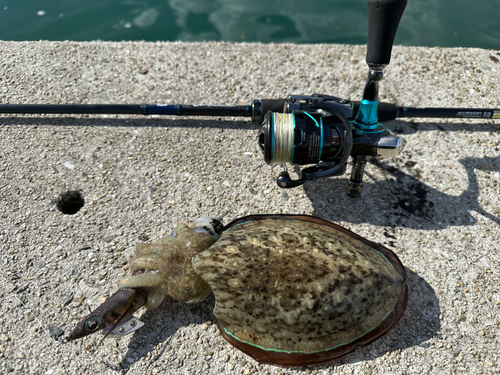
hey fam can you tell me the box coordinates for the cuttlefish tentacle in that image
[135,243,156,255]
[143,288,170,310]
[118,220,218,307]
[127,246,170,270]
[67,217,223,340]
[118,272,164,288]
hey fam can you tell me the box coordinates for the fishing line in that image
[0,269,60,344]
[270,112,295,163]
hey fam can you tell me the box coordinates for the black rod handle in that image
[366,0,407,66]
[0,104,144,114]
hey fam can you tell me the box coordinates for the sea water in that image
[0,0,499,49]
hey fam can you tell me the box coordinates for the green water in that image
[1,0,499,49]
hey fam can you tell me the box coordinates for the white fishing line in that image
[0,270,59,344]
[271,112,295,163]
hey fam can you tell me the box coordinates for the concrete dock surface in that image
[0,41,499,374]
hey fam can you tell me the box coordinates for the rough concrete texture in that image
[0,41,499,375]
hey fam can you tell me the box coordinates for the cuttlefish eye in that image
[84,316,103,332]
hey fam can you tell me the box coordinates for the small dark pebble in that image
[103,235,117,243]
[78,244,91,251]
[63,294,74,307]
[38,261,46,269]
[48,325,65,338]
[138,234,149,241]
[56,190,85,215]
[384,231,396,239]
[15,285,29,294]
[248,187,257,195]
[490,55,499,63]
[109,179,121,188]
[149,186,157,194]
[139,68,149,74]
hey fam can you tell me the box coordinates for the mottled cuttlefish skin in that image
[192,217,407,363]
[118,220,216,309]
[113,214,406,367]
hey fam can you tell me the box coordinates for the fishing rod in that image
[1,0,499,196]
[1,101,498,121]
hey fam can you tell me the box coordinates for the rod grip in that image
[366,0,407,66]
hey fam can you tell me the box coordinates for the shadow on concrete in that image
[0,116,258,130]
[99,268,439,372]
[100,293,217,372]
[5,115,497,231]
[1,116,499,133]
[304,154,500,230]
[385,119,500,135]
[302,120,499,231]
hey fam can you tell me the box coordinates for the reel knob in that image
[276,171,306,188]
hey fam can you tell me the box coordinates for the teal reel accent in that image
[352,99,386,133]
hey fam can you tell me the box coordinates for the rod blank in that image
[0,104,251,118]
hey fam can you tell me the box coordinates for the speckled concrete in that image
[0,41,499,375]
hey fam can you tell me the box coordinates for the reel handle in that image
[366,0,407,66]
[276,171,306,189]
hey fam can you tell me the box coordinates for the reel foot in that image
[347,182,363,198]
[347,158,367,197]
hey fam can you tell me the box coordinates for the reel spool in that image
[257,102,353,188]
[258,111,342,165]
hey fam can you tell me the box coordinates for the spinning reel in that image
[256,0,407,195]
[1,0,499,196]
[256,94,404,195]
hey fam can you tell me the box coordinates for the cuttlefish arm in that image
[66,287,148,341]
[66,217,223,342]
